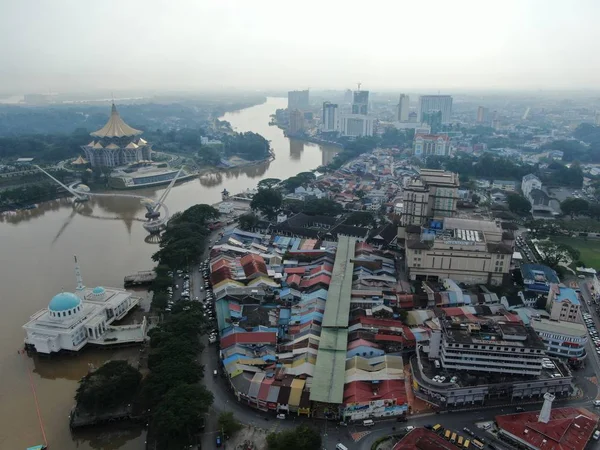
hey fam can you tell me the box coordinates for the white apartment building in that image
[340,114,374,137]
[401,169,459,226]
[521,174,542,199]
[430,321,546,376]
[418,95,453,123]
[405,217,512,285]
[530,318,588,361]
[322,102,339,132]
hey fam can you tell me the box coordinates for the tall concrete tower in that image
[538,392,555,424]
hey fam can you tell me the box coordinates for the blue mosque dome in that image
[49,292,82,312]
[92,286,105,295]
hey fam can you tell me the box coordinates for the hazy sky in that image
[2,0,600,93]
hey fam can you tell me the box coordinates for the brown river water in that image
[0,97,338,449]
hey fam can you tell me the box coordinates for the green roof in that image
[310,236,356,404]
[322,236,355,328]
[309,328,348,403]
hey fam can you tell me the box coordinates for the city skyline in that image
[2,0,600,93]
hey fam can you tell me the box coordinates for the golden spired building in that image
[82,103,152,167]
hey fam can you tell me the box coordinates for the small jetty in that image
[124,270,156,287]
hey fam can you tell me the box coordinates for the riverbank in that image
[0,97,339,450]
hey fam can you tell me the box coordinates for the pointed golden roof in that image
[72,155,88,165]
[90,103,142,138]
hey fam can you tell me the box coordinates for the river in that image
[0,97,338,449]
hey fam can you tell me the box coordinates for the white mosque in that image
[23,257,146,355]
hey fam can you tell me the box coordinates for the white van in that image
[336,444,349,450]
[363,419,374,427]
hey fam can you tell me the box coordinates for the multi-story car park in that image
[430,320,547,376]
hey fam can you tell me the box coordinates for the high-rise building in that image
[397,94,410,122]
[287,90,309,110]
[340,114,373,137]
[401,169,459,226]
[422,111,442,133]
[352,90,369,115]
[418,95,453,123]
[343,89,353,104]
[477,106,490,123]
[322,102,339,132]
[288,109,305,134]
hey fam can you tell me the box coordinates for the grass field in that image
[553,236,600,268]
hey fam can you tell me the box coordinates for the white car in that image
[276,414,286,419]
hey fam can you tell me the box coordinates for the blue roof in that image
[49,292,81,311]
[554,287,580,305]
[92,286,105,294]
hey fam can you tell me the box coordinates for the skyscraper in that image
[352,90,369,115]
[477,106,490,123]
[397,94,410,122]
[418,95,453,123]
[322,102,339,132]
[288,90,310,110]
[288,109,305,134]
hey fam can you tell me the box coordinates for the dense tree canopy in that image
[75,360,141,413]
[152,204,219,269]
[267,425,322,450]
[153,383,214,448]
[560,198,589,218]
[257,178,281,189]
[537,241,580,270]
[223,131,271,161]
[506,193,532,216]
[303,198,343,216]
[250,188,282,219]
[238,212,259,231]
[344,211,375,226]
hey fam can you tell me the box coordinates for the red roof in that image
[495,407,599,450]
[357,317,405,328]
[300,274,331,289]
[241,254,268,278]
[393,428,455,450]
[287,274,301,286]
[284,267,306,274]
[258,377,273,401]
[309,264,333,276]
[211,266,232,285]
[343,380,406,404]
[220,331,277,349]
[229,303,241,312]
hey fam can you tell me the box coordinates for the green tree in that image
[560,197,589,218]
[250,188,282,219]
[303,198,343,216]
[75,360,141,413]
[537,241,580,270]
[506,193,532,216]
[218,411,243,437]
[267,424,322,450]
[588,202,600,220]
[471,193,481,204]
[281,176,304,192]
[238,212,260,231]
[197,145,222,166]
[257,178,281,189]
[345,211,375,226]
[153,384,214,448]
